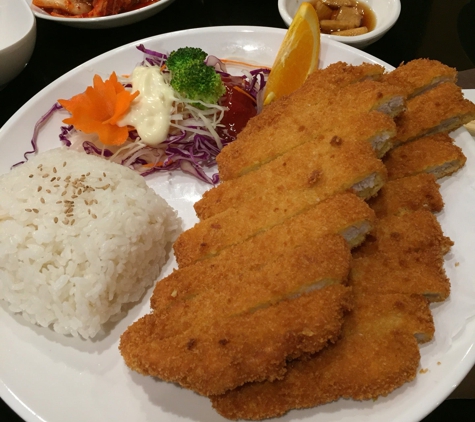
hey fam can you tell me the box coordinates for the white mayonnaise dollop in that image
[119,66,175,146]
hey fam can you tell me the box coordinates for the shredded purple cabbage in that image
[136,44,168,67]
[19,44,269,185]
[12,103,63,168]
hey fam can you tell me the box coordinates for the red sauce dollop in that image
[218,78,257,142]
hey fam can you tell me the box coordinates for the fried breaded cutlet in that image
[210,293,434,420]
[353,208,453,261]
[154,193,374,309]
[334,79,406,118]
[384,133,467,180]
[150,235,351,339]
[382,58,457,98]
[287,61,385,105]
[368,173,444,218]
[217,79,404,181]
[120,283,353,397]
[195,133,387,220]
[176,152,383,267]
[177,189,378,268]
[350,252,450,302]
[280,62,393,108]
[393,82,475,146]
[271,61,385,108]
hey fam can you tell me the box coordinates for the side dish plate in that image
[27,0,177,29]
[1,26,475,422]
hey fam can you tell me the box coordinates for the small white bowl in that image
[0,0,36,88]
[278,0,401,49]
[28,0,177,29]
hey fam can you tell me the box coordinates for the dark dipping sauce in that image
[357,2,377,33]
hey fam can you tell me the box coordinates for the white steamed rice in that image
[0,147,180,338]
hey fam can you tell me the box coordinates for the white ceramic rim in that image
[0,0,35,50]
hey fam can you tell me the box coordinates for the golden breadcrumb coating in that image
[217,78,404,181]
[382,58,457,98]
[196,133,387,221]
[368,173,444,217]
[149,235,351,340]
[153,193,374,311]
[210,293,434,420]
[176,190,379,267]
[384,133,467,180]
[173,141,386,266]
[280,61,385,109]
[294,61,385,100]
[353,209,453,260]
[152,233,350,312]
[120,284,353,396]
[393,82,475,145]
[350,252,450,302]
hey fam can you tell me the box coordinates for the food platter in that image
[27,0,177,29]
[1,26,475,422]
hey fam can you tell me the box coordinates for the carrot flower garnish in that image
[58,72,139,146]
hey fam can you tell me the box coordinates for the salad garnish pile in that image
[23,45,270,184]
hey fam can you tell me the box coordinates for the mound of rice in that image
[0,148,180,338]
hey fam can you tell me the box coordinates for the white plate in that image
[27,0,177,29]
[1,26,475,422]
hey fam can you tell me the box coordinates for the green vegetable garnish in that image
[166,47,226,108]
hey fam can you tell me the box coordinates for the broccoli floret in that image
[166,47,208,73]
[166,47,226,107]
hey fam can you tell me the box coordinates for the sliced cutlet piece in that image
[260,62,386,130]
[156,193,375,307]
[350,253,450,302]
[175,143,385,267]
[196,128,389,220]
[368,173,444,218]
[120,283,353,396]
[393,82,475,146]
[149,234,351,342]
[353,208,453,261]
[302,109,396,158]
[289,61,385,104]
[365,111,398,157]
[341,79,405,118]
[217,80,404,181]
[384,133,467,180]
[382,58,457,98]
[211,293,434,420]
